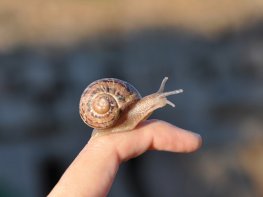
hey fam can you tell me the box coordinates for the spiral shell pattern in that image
[79,78,141,129]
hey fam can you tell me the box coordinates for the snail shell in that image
[79,78,141,129]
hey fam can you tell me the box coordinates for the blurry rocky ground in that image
[0,0,263,197]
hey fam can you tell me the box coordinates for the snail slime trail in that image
[79,77,183,137]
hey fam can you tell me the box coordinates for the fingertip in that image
[195,133,203,149]
[184,131,202,153]
[144,120,203,153]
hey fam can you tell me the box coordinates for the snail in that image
[79,77,183,137]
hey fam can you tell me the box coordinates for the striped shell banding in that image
[79,78,141,129]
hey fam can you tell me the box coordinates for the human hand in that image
[48,120,202,197]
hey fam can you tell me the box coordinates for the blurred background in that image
[0,0,263,196]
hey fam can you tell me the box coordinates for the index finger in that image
[89,119,202,161]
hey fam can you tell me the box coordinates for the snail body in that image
[79,77,183,137]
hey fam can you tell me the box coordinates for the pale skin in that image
[48,120,202,197]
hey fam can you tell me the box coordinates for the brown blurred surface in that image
[0,0,263,49]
